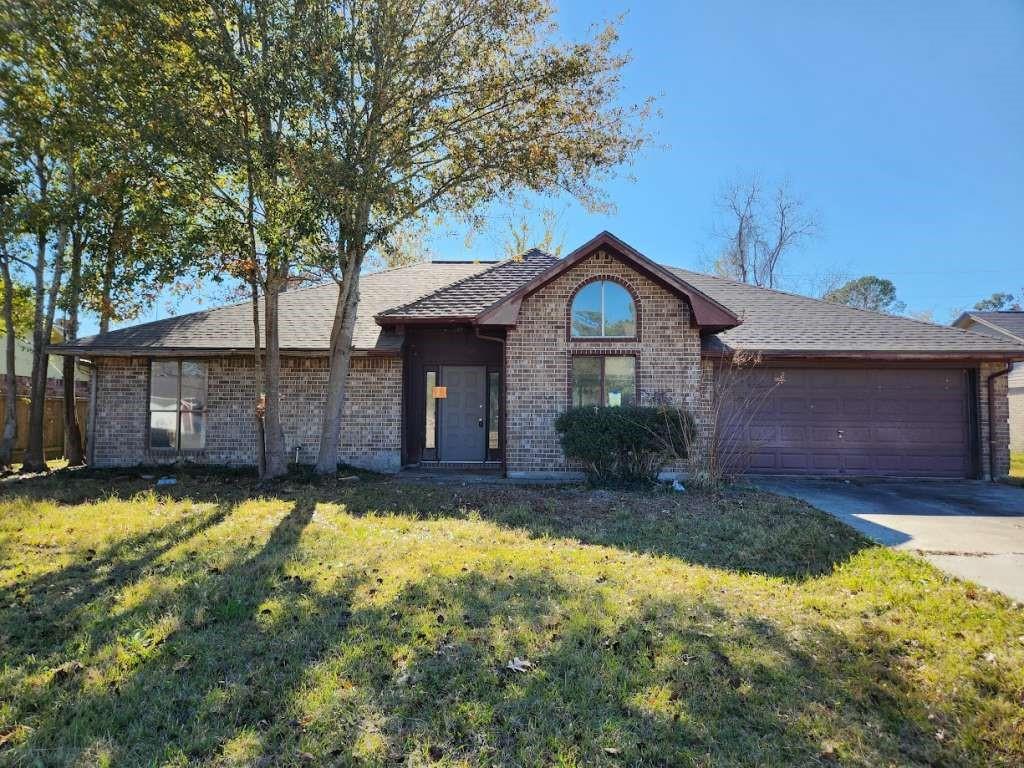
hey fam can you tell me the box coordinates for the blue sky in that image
[431,0,1024,321]
[115,0,1022,334]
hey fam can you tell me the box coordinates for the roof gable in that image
[952,311,1024,345]
[375,249,558,324]
[475,231,740,331]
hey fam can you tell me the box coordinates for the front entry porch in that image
[402,327,503,468]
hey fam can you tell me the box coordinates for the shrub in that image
[554,406,695,485]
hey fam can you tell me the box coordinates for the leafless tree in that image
[503,207,567,259]
[712,179,819,289]
[364,226,432,274]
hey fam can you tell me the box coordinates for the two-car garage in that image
[730,367,974,478]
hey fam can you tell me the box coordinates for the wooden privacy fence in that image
[1,396,88,463]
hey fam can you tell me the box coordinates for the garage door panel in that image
[746,452,778,471]
[780,453,811,470]
[748,425,778,442]
[727,367,972,478]
[809,397,841,416]
[779,425,808,443]
[842,398,871,416]
[779,398,807,415]
[812,454,841,470]
[840,454,874,471]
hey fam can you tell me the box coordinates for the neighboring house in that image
[50,232,1024,479]
[952,310,1024,454]
[0,333,90,399]
[1,333,91,461]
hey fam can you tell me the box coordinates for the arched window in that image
[570,280,636,338]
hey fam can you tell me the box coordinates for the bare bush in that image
[645,350,784,488]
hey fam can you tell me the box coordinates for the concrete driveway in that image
[753,478,1024,601]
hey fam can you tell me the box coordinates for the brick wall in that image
[93,357,149,466]
[979,361,1012,479]
[92,354,402,472]
[504,249,702,477]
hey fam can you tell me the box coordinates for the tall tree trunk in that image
[250,279,266,478]
[314,255,362,475]
[62,227,84,466]
[98,224,118,334]
[23,226,66,472]
[262,274,287,478]
[0,255,17,470]
[98,197,124,335]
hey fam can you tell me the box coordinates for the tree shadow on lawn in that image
[1,473,1017,765]
[7,561,1009,766]
[329,479,874,581]
[4,496,341,765]
[0,501,234,658]
[3,467,871,580]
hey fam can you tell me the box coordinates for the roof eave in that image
[701,347,1024,363]
[374,314,477,327]
[46,345,399,358]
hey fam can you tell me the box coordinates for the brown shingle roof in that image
[54,260,493,356]
[673,269,1024,358]
[377,249,559,321]
[952,311,1024,345]
[49,235,1024,361]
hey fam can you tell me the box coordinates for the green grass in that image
[1,468,1022,767]
[1004,452,1024,487]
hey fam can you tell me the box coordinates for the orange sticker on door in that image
[432,386,447,399]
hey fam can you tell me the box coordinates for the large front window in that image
[571,280,636,337]
[150,360,207,451]
[572,356,636,407]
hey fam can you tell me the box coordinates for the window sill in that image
[569,336,639,343]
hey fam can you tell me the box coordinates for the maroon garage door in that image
[729,368,973,478]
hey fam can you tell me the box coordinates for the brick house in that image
[50,232,1024,479]
[952,311,1024,455]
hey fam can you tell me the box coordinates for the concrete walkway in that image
[753,478,1024,601]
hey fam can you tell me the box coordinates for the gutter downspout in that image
[986,365,1011,481]
[475,327,507,478]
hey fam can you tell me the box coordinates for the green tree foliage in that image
[823,275,906,314]
[165,0,329,478]
[301,0,653,472]
[0,0,82,470]
[974,292,1021,312]
[1,0,207,468]
[0,280,33,339]
[2,0,651,474]
[364,226,432,273]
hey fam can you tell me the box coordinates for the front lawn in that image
[1,469,1022,766]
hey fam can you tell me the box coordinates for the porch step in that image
[409,461,502,473]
